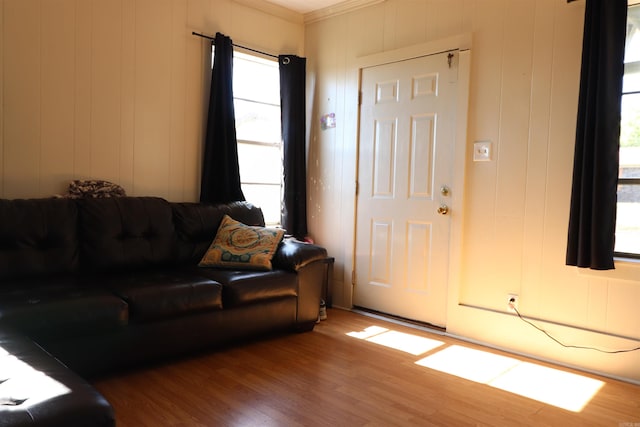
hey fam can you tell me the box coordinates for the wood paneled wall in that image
[0,0,303,200]
[305,0,640,382]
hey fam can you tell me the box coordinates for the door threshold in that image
[351,306,446,335]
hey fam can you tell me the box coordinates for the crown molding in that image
[233,0,304,25]
[304,0,385,24]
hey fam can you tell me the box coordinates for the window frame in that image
[614,1,640,259]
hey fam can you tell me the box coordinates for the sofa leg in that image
[295,321,316,332]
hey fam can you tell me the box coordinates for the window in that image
[215,50,282,226]
[615,2,640,257]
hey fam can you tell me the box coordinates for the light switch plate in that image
[473,141,492,162]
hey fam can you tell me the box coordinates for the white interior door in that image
[354,51,458,327]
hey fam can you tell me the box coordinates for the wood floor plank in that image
[93,309,640,426]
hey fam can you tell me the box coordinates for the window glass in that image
[622,63,640,93]
[233,54,280,105]
[623,3,640,94]
[237,143,282,184]
[616,3,640,256]
[241,184,282,226]
[235,99,281,144]
[624,4,640,63]
[620,93,640,150]
[231,50,282,226]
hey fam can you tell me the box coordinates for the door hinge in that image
[447,52,454,68]
[358,91,363,106]
[352,270,356,285]
[355,180,359,196]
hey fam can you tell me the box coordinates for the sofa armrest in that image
[272,237,327,272]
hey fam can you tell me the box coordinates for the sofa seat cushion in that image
[0,330,114,426]
[195,269,297,308]
[0,282,128,340]
[102,270,223,322]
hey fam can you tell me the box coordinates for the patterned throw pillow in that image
[198,215,285,271]
[66,180,127,198]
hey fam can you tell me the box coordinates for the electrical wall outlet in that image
[507,294,519,312]
[473,141,492,161]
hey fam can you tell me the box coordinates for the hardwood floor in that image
[93,309,640,426]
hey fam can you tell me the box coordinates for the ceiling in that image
[265,0,348,14]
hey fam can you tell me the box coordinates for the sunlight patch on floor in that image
[416,344,518,383]
[346,327,605,413]
[489,360,606,413]
[417,345,605,412]
[347,326,389,340]
[347,326,445,356]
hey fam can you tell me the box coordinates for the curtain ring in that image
[282,57,290,65]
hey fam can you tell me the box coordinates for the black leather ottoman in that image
[0,330,114,427]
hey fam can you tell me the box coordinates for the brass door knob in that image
[437,204,449,215]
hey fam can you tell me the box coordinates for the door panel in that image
[354,51,457,327]
[373,118,397,198]
[409,114,435,198]
[370,219,393,286]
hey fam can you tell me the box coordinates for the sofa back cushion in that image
[78,197,176,272]
[0,198,79,281]
[172,201,265,264]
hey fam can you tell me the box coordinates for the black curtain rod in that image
[191,31,279,59]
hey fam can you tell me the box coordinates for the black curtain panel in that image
[566,0,627,270]
[199,32,245,204]
[279,55,308,239]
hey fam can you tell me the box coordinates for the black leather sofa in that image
[0,196,328,426]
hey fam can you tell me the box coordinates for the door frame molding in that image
[348,34,472,326]
[354,33,471,70]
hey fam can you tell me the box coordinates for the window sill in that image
[576,256,640,281]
